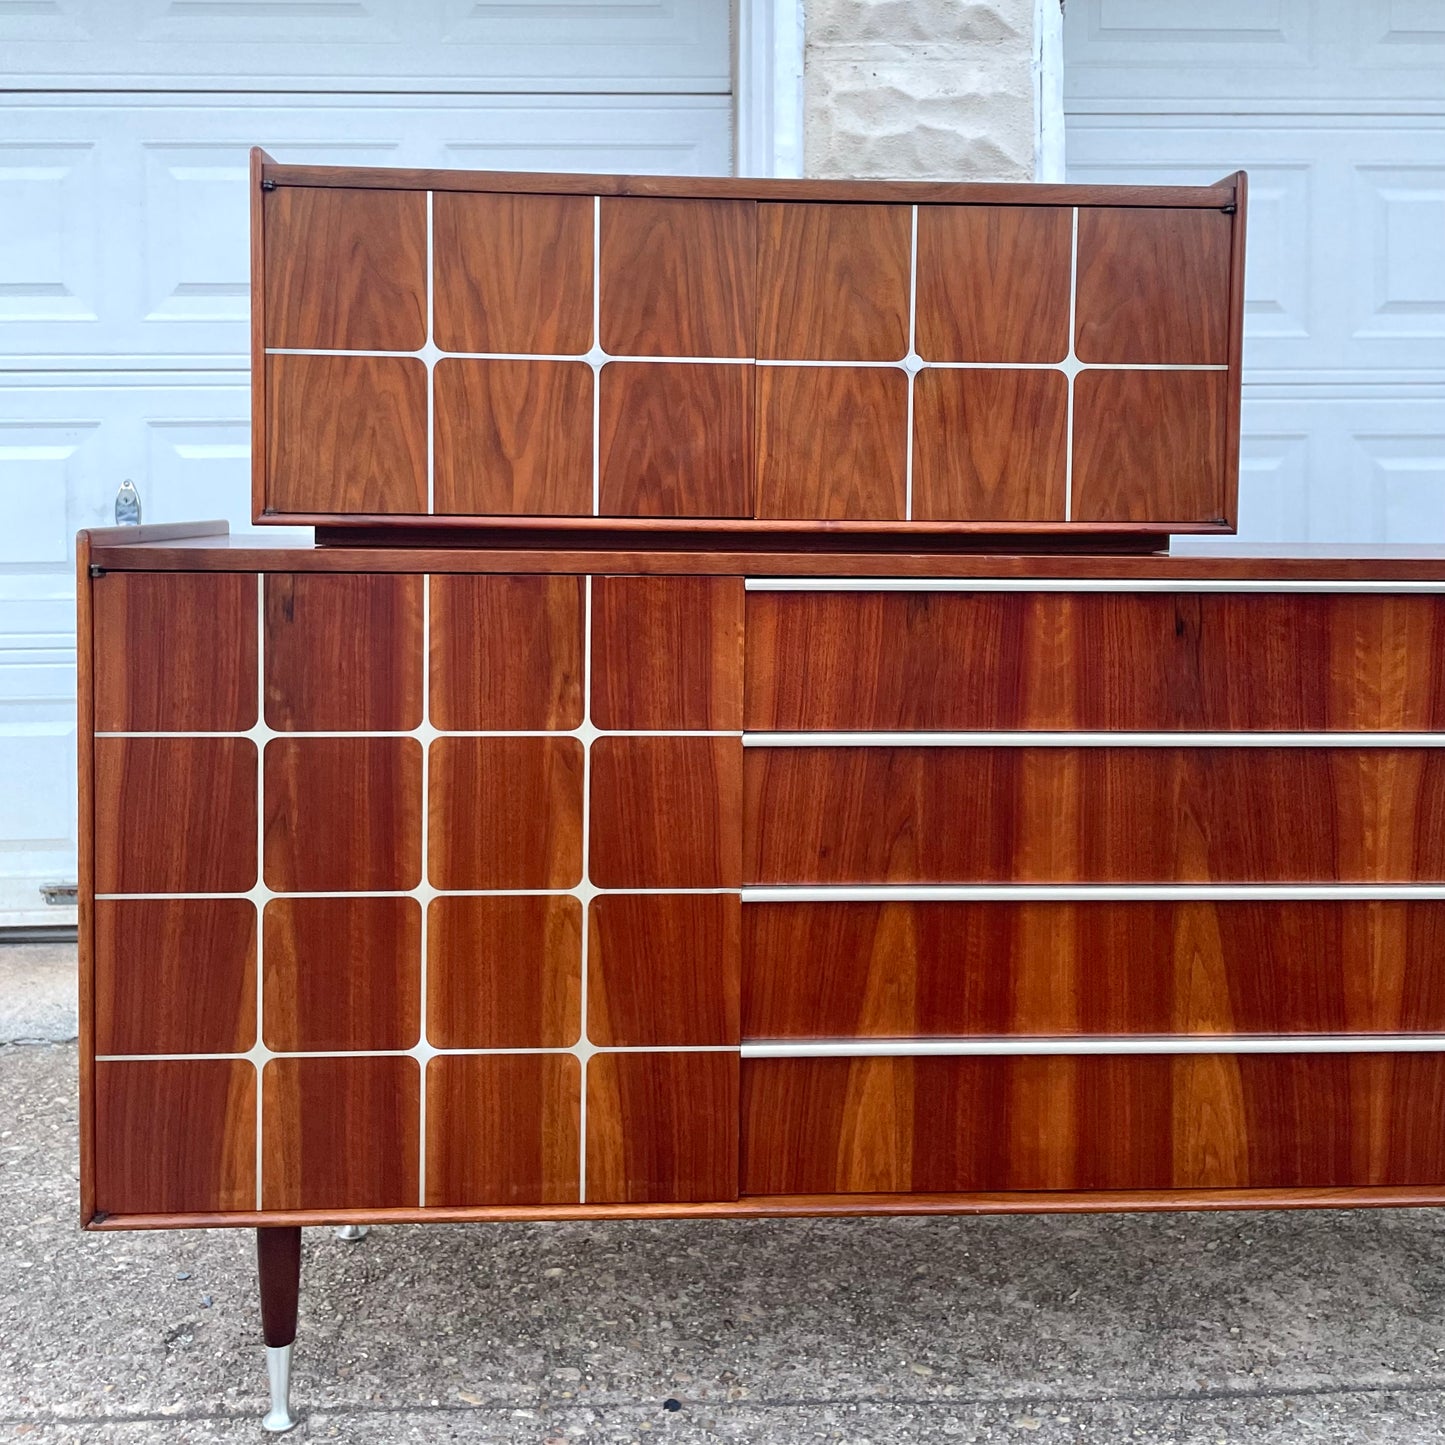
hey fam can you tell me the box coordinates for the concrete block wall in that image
[803,0,1041,180]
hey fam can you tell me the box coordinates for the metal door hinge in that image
[40,884,78,906]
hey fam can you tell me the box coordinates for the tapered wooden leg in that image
[257,1226,301,1433]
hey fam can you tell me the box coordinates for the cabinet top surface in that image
[258,157,1242,210]
[78,527,1445,581]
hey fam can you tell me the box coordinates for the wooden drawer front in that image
[743,746,1445,885]
[89,571,742,1216]
[741,1054,1445,1195]
[745,590,1445,732]
[743,901,1445,1039]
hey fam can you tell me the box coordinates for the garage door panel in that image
[2,0,730,93]
[1066,0,1445,104]
[1350,162,1445,349]
[143,414,251,534]
[1,98,731,366]
[0,138,107,330]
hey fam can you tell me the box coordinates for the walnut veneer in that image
[78,530,1445,1226]
[249,152,1246,537]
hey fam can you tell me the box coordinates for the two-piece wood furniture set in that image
[80,154,1445,1429]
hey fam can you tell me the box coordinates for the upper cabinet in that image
[251,152,1246,537]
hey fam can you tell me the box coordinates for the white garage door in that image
[0,3,733,930]
[1064,0,1445,545]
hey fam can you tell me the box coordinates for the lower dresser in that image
[79,525,1445,1424]
[80,530,1445,1226]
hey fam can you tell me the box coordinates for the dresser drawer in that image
[742,900,1445,1039]
[741,1053,1445,1195]
[744,589,1445,732]
[742,746,1445,884]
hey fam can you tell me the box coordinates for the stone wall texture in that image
[804,0,1038,180]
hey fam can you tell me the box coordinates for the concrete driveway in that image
[5,941,1445,1443]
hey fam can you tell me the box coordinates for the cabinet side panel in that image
[76,533,94,1225]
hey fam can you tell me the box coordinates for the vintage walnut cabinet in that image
[249,152,1248,537]
[80,159,1445,1431]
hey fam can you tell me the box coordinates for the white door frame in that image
[735,0,805,177]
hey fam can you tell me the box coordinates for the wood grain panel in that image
[93,573,256,732]
[590,576,744,730]
[432,191,593,355]
[428,895,582,1048]
[598,362,753,518]
[741,1054,1445,1194]
[433,359,593,517]
[589,893,741,1046]
[915,205,1072,363]
[756,203,910,360]
[95,738,256,894]
[264,573,422,731]
[1071,369,1227,524]
[429,574,583,731]
[265,354,427,516]
[262,1056,420,1210]
[755,366,907,520]
[590,736,742,889]
[427,1054,580,1207]
[429,736,584,889]
[263,737,422,892]
[744,591,1445,732]
[263,897,421,1052]
[1074,207,1233,365]
[95,900,256,1055]
[586,1051,739,1203]
[912,368,1067,521]
[264,186,426,351]
[95,1060,255,1215]
[600,197,755,357]
[743,747,1445,885]
[743,901,1445,1038]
